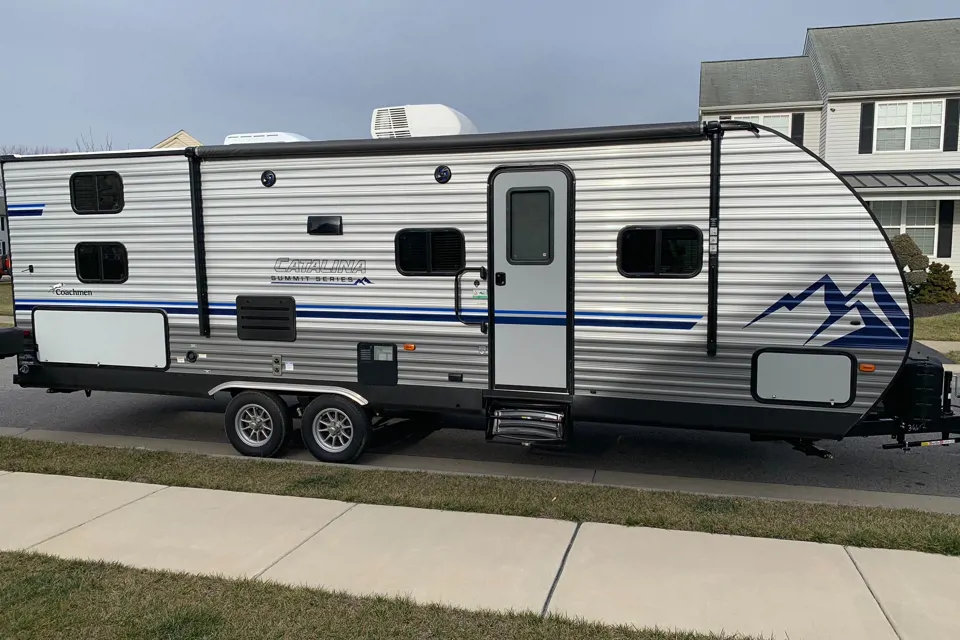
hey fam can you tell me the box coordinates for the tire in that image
[224,390,293,458]
[300,394,371,463]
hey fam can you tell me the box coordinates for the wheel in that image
[300,394,371,463]
[224,390,293,458]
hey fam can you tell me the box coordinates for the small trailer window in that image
[617,226,702,278]
[70,171,124,214]
[395,229,465,276]
[507,189,553,265]
[75,242,128,283]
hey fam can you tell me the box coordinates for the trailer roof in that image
[195,121,705,161]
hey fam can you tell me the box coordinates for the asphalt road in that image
[2,357,959,497]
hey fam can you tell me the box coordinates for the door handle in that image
[495,272,506,286]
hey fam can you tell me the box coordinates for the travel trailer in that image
[1,105,957,463]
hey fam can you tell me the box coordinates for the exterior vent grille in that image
[431,230,465,272]
[372,107,412,138]
[236,296,297,342]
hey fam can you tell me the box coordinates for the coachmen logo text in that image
[272,259,373,286]
[49,283,94,296]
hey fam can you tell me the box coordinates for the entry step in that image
[487,406,568,445]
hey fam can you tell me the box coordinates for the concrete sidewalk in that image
[1,472,958,639]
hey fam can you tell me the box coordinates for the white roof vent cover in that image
[370,104,479,139]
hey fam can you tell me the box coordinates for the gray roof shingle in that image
[699,56,820,109]
[806,18,960,94]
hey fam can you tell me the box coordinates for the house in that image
[700,18,960,277]
[153,129,202,149]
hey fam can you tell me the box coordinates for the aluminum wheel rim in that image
[312,408,354,453]
[235,404,274,447]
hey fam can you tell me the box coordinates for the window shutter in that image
[937,201,954,258]
[858,102,875,154]
[791,113,805,145]
[945,99,960,152]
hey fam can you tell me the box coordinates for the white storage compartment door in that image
[753,349,855,407]
[33,308,169,369]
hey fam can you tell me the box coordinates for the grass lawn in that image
[914,312,960,341]
[3,437,960,556]
[947,351,960,363]
[0,552,752,640]
[0,281,11,317]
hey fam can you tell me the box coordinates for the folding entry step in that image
[485,400,570,446]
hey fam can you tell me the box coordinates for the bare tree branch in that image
[75,127,113,152]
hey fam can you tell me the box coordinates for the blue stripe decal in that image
[14,299,702,330]
[7,205,45,217]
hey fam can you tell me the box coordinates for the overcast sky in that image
[2,0,957,149]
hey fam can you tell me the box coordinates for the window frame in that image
[874,100,945,153]
[617,225,703,279]
[506,187,554,266]
[870,200,939,256]
[394,227,466,277]
[732,113,792,135]
[74,241,129,284]
[70,171,125,215]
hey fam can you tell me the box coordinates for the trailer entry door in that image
[488,167,573,393]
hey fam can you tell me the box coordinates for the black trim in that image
[858,102,875,154]
[394,228,466,276]
[188,155,210,337]
[506,187,555,265]
[307,215,344,236]
[616,225,703,278]
[70,171,124,215]
[29,305,171,371]
[197,122,706,161]
[945,99,960,153]
[494,383,568,393]
[11,364,871,440]
[0,148,188,163]
[487,164,576,395]
[74,242,128,284]
[790,113,805,146]
[938,200,955,259]
[706,125,722,357]
[750,347,857,408]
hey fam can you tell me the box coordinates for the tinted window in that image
[75,242,128,283]
[508,189,553,264]
[395,229,465,276]
[618,226,701,278]
[70,171,124,214]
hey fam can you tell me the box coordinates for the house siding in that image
[825,98,960,172]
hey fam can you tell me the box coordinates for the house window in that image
[871,200,938,254]
[75,242,128,283]
[395,228,465,276]
[618,226,702,278]
[875,101,943,152]
[734,114,791,135]
[70,171,124,214]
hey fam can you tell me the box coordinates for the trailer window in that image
[507,189,553,265]
[618,226,702,278]
[70,171,124,214]
[395,229,465,276]
[75,242,128,283]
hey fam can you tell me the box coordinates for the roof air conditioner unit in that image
[223,132,310,145]
[370,104,479,139]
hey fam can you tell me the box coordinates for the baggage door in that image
[488,166,573,393]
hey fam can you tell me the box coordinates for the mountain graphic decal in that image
[745,274,909,350]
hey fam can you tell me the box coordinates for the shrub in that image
[890,234,928,301]
[914,262,960,304]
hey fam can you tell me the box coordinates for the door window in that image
[507,189,553,265]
